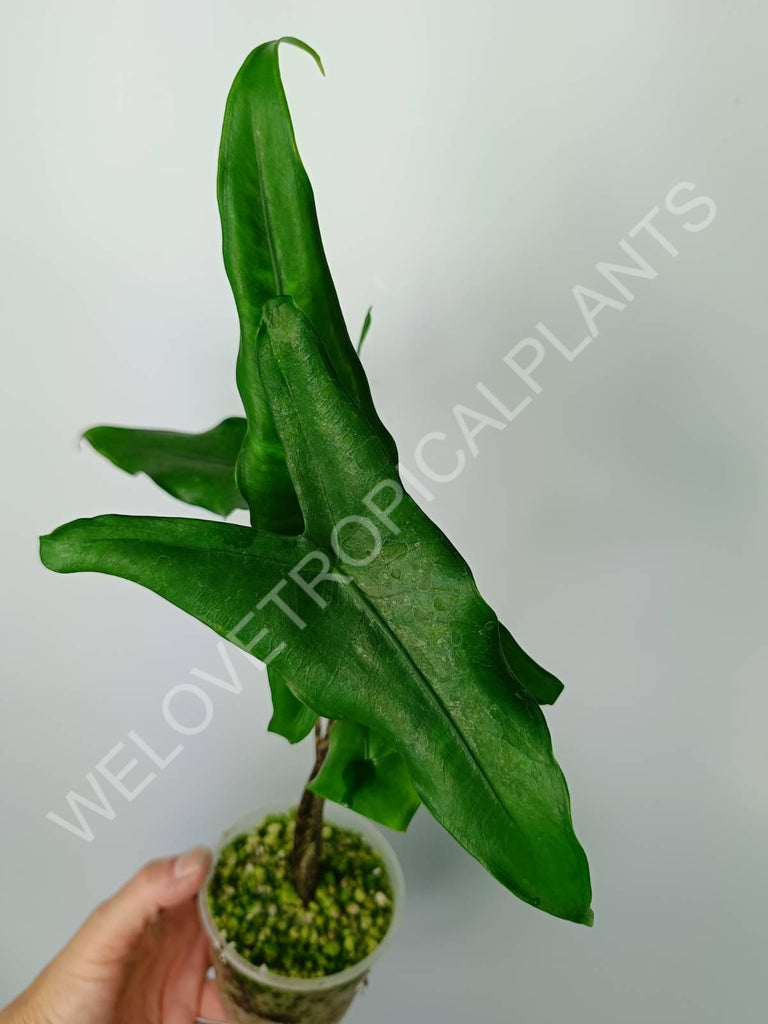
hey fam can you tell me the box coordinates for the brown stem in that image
[291,719,331,904]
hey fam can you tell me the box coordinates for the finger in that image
[256,296,397,541]
[199,976,231,1021]
[76,847,212,959]
[161,916,217,1024]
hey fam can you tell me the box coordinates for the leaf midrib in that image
[339,568,517,835]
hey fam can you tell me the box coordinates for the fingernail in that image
[173,846,210,879]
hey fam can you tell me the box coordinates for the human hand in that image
[0,847,230,1024]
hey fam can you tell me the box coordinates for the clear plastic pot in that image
[198,804,405,1024]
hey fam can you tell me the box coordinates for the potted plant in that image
[40,38,593,1024]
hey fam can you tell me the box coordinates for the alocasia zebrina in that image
[40,39,592,925]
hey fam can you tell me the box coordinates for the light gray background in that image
[2,1,766,1021]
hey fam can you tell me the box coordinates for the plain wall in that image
[1,2,766,1021]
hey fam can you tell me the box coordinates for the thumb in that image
[75,847,212,959]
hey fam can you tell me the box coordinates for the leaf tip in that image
[279,36,326,77]
[81,425,111,458]
[39,528,66,573]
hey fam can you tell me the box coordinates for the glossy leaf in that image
[41,299,592,925]
[84,419,248,517]
[219,38,397,532]
[309,720,421,831]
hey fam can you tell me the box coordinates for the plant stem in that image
[291,719,332,904]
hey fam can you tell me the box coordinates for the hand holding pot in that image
[0,847,230,1024]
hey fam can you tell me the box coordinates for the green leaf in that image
[40,513,320,743]
[499,623,564,705]
[356,307,373,356]
[219,38,397,532]
[309,721,420,831]
[267,669,317,743]
[83,419,248,517]
[41,299,592,925]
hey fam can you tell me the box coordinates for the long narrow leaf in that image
[219,38,397,531]
[84,419,247,517]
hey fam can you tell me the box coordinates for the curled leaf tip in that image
[279,36,326,77]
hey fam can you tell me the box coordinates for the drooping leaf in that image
[41,513,319,742]
[309,720,420,831]
[83,419,248,517]
[41,298,592,925]
[219,38,397,532]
